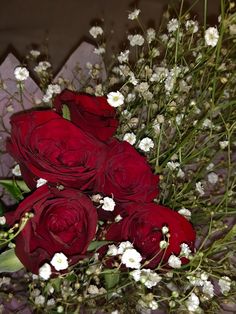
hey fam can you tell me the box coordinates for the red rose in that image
[53,89,118,142]
[7,110,106,190]
[106,203,196,268]
[96,140,159,203]
[6,185,97,274]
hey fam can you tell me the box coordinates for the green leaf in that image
[104,270,120,290]
[0,180,24,201]
[0,249,24,273]
[62,104,71,121]
[51,277,62,292]
[15,180,31,193]
[87,240,112,252]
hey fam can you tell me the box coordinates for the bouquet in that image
[0,1,235,313]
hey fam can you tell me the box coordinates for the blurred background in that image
[0,0,220,72]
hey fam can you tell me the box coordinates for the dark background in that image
[0,0,220,72]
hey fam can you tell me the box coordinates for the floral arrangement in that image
[0,1,236,313]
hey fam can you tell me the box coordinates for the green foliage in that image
[0,179,30,201]
[62,104,71,121]
[0,249,24,273]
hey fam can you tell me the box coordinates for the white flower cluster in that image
[128,34,145,47]
[131,269,161,288]
[42,84,61,103]
[128,9,140,20]
[218,276,231,294]
[107,241,142,269]
[187,271,214,299]
[117,50,130,63]
[186,293,200,312]
[39,252,68,280]
[34,61,51,73]
[100,196,116,211]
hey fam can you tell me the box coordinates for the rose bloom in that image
[53,89,118,142]
[96,140,159,203]
[106,203,196,268]
[6,185,97,274]
[7,110,106,190]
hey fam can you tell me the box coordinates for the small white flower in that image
[94,47,105,55]
[160,240,168,249]
[91,194,103,203]
[89,26,103,38]
[177,168,185,178]
[131,269,141,281]
[115,214,123,222]
[128,9,140,20]
[14,67,29,81]
[206,163,214,171]
[30,50,40,58]
[118,241,133,254]
[87,284,99,294]
[156,114,165,123]
[153,120,160,134]
[186,20,199,33]
[39,263,52,280]
[121,248,142,269]
[138,137,154,152]
[147,28,156,43]
[35,295,45,306]
[128,34,144,46]
[12,164,21,176]
[107,91,124,107]
[219,140,229,149]
[202,280,214,298]
[167,18,179,33]
[178,208,191,220]
[50,252,68,271]
[47,84,61,95]
[207,172,218,184]
[202,118,213,129]
[229,24,236,35]
[149,300,158,310]
[162,226,169,234]
[219,276,231,294]
[47,298,56,307]
[0,216,6,225]
[100,197,116,211]
[117,50,130,63]
[167,255,182,269]
[180,243,191,258]
[107,244,118,256]
[205,27,219,47]
[36,178,47,188]
[196,181,204,196]
[57,306,64,313]
[34,61,51,73]
[42,93,52,103]
[186,293,200,312]
[140,269,161,288]
[123,132,136,145]
[167,161,180,171]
